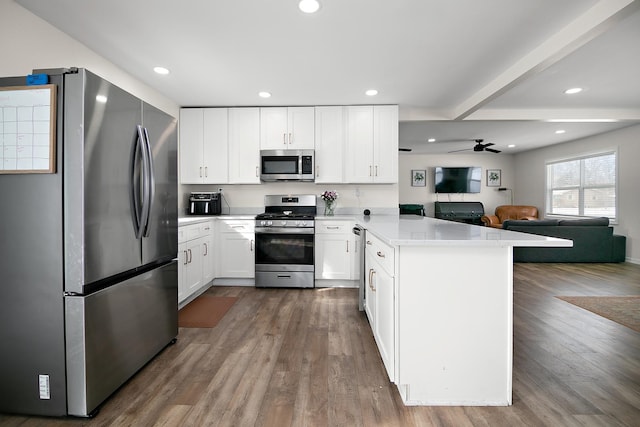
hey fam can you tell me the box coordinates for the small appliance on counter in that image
[189,192,222,215]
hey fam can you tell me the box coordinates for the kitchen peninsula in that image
[353,214,572,406]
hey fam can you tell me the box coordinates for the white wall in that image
[399,153,515,217]
[514,124,640,263]
[0,0,178,117]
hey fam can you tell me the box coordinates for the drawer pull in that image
[366,240,373,245]
[377,251,385,258]
[327,226,339,229]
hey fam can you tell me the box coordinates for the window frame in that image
[544,149,618,222]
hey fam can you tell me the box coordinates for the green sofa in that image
[502,217,626,262]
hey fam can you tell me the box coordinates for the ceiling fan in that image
[448,139,501,154]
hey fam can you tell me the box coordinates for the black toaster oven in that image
[188,192,221,215]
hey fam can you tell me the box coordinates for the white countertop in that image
[178,215,255,225]
[353,215,572,248]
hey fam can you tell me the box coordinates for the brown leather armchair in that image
[481,205,539,228]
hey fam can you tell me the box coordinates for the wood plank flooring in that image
[1,262,639,426]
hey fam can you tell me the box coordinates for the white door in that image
[314,106,344,183]
[287,107,315,149]
[202,108,228,183]
[229,108,260,183]
[179,109,204,184]
[344,106,374,183]
[260,107,288,149]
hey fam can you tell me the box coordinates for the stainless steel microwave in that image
[260,149,314,182]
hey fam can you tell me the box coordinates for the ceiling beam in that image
[452,0,640,120]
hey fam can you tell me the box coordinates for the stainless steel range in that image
[255,195,316,288]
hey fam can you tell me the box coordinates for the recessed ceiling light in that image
[258,91,271,98]
[555,130,566,134]
[508,144,516,148]
[95,95,107,103]
[547,119,618,123]
[427,138,436,142]
[365,89,378,96]
[299,0,320,13]
[153,66,170,75]
[564,87,582,94]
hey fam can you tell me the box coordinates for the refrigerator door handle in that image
[142,127,155,237]
[131,125,147,238]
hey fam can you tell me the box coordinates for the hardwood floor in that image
[1,263,639,426]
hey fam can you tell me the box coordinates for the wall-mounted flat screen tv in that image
[434,166,481,193]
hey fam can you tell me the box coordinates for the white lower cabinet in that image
[365,232,395,381]
[178,221,214,304]
[315,220,359,283]
[217,219,255,278]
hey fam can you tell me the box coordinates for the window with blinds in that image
[546,151,617,220]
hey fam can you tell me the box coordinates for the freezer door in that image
[64,70,144,293]
[141,102,178,264]
[65,261,178,417]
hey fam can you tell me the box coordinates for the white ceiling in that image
[15,0,640,154]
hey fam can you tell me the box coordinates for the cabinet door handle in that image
[187,249,192,263]
[283,133,287,145]
[346,240,349,253]
[371,270,376,292]
[289,133,292,144]
[256,166,259,177]
[183,250,188,265]
[203,242,208,256]
[369,165,372,177]
[251,240,254,251]
[205,166,208,178]
[377,251,385,258]
[199,167,203,178]
[375,165,378,177]
[366,240,373,245]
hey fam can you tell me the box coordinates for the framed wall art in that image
[411,169,426,187]
[487,169,501,187]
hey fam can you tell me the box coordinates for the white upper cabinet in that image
[228,108,261,184]
[179,108,228,184]
[260,107,315,150]
[314,106,344,183]
[344,105,398,183]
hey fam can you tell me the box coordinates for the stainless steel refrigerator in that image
[0,68,178,417]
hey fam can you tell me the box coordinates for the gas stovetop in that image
[256,194,317,228]
[255,213,315,220]
[255,213,315,228]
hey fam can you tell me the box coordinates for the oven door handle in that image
[255,227,315,234]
